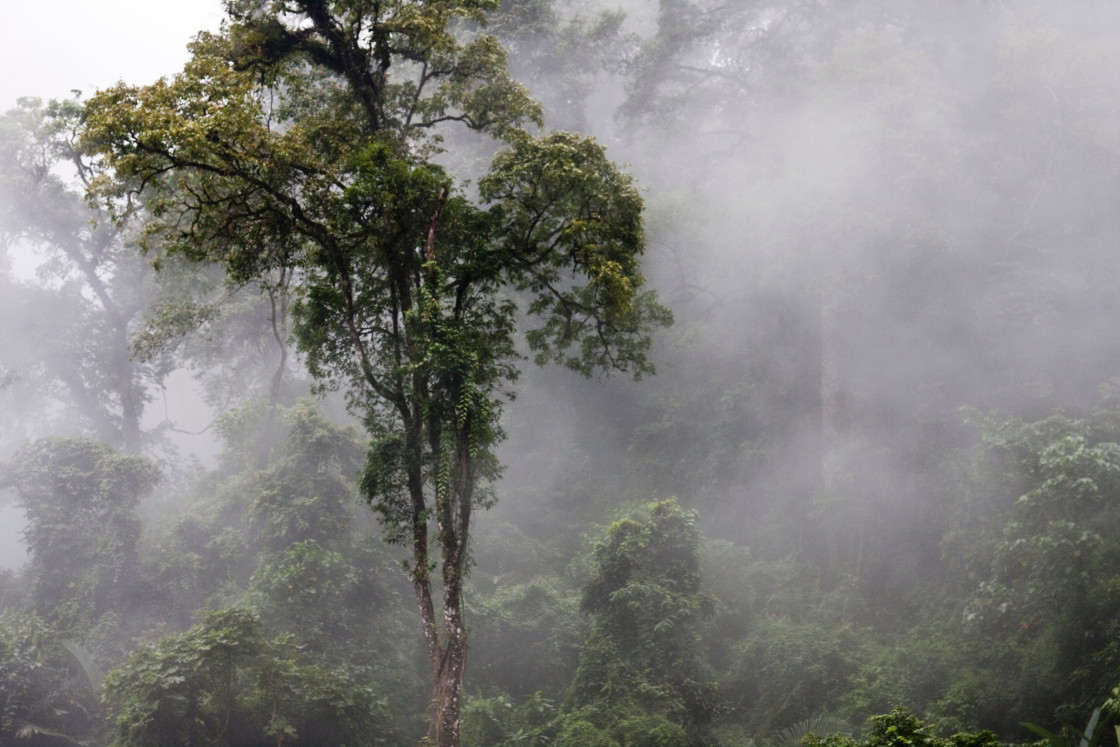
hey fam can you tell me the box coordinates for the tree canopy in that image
[82,1,668,743]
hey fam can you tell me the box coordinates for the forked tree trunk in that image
[413,552,468,746]
[416,183,470,747]
[428,603,467,745]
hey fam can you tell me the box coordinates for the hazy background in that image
[1,1,223,568]
[3,0,1120,739]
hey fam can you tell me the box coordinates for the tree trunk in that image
[413,562,468,747]
[418,183,468,747]
[428,605,467,746]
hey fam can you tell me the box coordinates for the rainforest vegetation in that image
[2,0,1120,745]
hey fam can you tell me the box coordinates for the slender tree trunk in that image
[428,586,467,746]
[411,544,468,746]
[267,279,289,405]
[415,182,468,747]
[407,442,468,745]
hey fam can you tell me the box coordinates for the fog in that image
[2,0,1120,743]
[0,1,223,111]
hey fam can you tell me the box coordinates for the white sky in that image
[1,0,227,287]
[1,0,225,111]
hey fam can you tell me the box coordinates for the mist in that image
[2,0,1120,744]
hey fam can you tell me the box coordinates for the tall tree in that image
[0,98,158,453]
[83,1,669,743]
[0,97,297,457]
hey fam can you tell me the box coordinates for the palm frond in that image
[775,714,854,747]
[60,639,104,694]
[14,721,91,745]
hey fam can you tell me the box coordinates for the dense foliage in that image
[2,0,1120,745]
[103,607,386,746]
[556,500,719,746]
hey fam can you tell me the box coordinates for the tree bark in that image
[427,595,467,746]
[410,511,469,747]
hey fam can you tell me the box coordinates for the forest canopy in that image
[2,0,1120,745]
